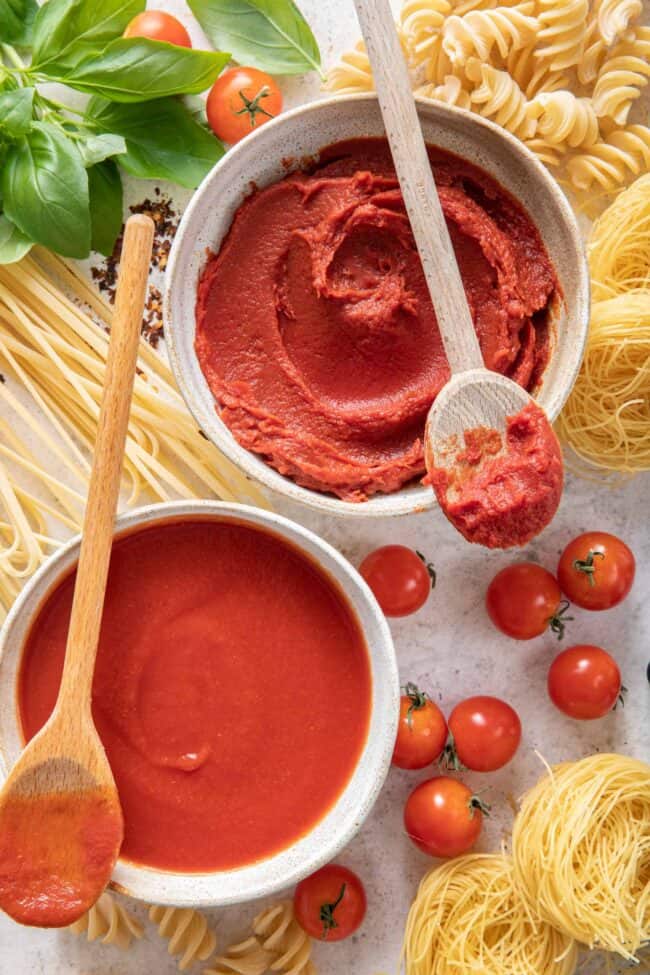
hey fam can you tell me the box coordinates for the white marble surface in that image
[1,1,649,973]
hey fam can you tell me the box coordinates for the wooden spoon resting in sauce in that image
[0,215,154,927]
[353,0,563,548]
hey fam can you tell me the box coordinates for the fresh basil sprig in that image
[188,0,323,77]
[0,0,231,260]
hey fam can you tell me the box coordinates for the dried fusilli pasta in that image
[592,26,650,126]
[534,0,588,71]
[507,45,570,99]
[254,901,316,975]
[528,91,599,148]
[441,2,537,65]
[579,0,642,81]
[204,936,274,975]
[68,892,144,950]
[324,40,374,94]
[416,73,472,107]
[566,124,650,192]
[149,905,217,971]
[466,59,536,138]
[524,137,566,167]
[401,0,453,67]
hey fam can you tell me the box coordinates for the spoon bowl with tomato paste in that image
[165,95,589,518]
[0,501,398,908]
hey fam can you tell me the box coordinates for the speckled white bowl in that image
[165,94,589,518]
[0,501,398,907]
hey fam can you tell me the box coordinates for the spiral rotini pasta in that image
[528,91,599,148]
[149,905,217,971]
[254,901,316,975]
[466,60,535,138]
[442,2,537,65]
[567,124,650,192]
[324,40,375,94]
[592,26,650,125]
[401,0,453,66]
[523,137,566,167]
[534,0,588,71]
[507,45,569,99]
[68,892,144,950]
[416,74,472,107]
[204,936,274,975]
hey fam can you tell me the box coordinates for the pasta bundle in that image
[68,891,143,950]
[402,853,578,975]
[149,905,217,971]
[512,754,650,958]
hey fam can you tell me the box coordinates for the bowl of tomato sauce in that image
[165,94,589,518]
[0,501,398,907]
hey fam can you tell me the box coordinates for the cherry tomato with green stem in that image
[404,777,488,858]
[294,864,366,941]
[206,67,282,144]
[557,532,635,610]
[486,562,571,639]
[359,546,435,617]
[124,11,192,47]
[392,683,447,769]
[444,696,521,772]
[548,645,623,719]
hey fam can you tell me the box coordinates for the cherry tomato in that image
[392,683,447,770]
[404,777,488,858]
[548,645,622,719]
[359,546,435,617]
[445,696,521,772]
[123,11,192,47]
[206,67,282,144]
[557,532,635,611]
[294,864,366,941]
[486,562,570,640]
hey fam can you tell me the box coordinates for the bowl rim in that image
[0,500,399,907]
[164,92,590,519]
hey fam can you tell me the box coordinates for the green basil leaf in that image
[88,159,122,256]
[187,0,321,75]
[0,0,38,46]
[76,132,127,167]
[32,0,145,72]
[0,214,32,263]
[0,89,35,138]
[59,37,229,102]
[87,96,224,188]
[2,122,91,258]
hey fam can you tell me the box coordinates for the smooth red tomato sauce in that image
[19,519,372,872]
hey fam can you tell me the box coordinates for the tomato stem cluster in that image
[548,600,573,639]
[320,883,347,939]
[573,550,604,587]
[416,551,437,589]
[236,85,275,128]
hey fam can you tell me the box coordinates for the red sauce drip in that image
[19,520,372,872]
[428,401,563,548]
[0,787,122,927]
[195,137,558,502]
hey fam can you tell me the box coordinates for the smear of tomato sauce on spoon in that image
[427,401,563,548]
[0,780,122,927]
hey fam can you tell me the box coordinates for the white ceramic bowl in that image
[0,501,398,907]
[165,94,590,519]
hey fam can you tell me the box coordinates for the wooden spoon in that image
[0,214,154,927]
[353,0,562,547]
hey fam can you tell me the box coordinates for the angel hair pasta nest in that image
[512,753,650,960]
[402,852,578,975]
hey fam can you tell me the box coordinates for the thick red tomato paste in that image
[19,520,371,872]
[196,138,558,501]
[427,402,563,548]
[0,786,122,927]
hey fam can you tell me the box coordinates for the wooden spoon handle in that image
[353,0,483,374]
[58,215,154,710]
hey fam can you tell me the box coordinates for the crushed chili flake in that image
[90,192,179,348]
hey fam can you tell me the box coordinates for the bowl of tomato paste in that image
[165,95,589,518]
[0,501,398,907]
